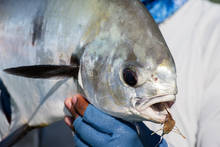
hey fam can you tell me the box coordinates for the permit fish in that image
[0,0,177,145]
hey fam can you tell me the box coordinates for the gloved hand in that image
[64,94,168,147]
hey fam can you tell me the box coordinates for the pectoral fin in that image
[4,65,79,79]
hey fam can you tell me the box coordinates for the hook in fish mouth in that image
[130,94,176,123]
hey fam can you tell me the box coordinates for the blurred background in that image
[210,0,220,3]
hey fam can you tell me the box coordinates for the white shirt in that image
[145,0,220,146]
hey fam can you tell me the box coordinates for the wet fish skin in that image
[0,0,177,142]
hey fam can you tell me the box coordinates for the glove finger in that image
[64,97,79,120]
[74,133,89,147]
[64,116,74,130]
[137,122,163,147]
[74,94,89,116]
[82,105,125,134]
[73,116,110,146]
[159,139,168,147]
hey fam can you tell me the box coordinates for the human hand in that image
[64,94,168,147]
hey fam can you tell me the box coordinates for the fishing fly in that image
[152,106,186,146]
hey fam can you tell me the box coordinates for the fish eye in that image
[122,68,137,87]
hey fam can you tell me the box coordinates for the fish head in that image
[80,0,177,123]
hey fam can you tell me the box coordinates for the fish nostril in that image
[135,100,142,107]
[151,74,158,82]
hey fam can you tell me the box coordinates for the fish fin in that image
[0,124,31,147]
[0,79,12,124]
[4,65,79,79]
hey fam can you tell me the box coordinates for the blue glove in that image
[73,104,168,147]
[137,122,168,147]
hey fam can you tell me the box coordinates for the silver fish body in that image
[0,0,177,142]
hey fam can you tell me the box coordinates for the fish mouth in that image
[130,94,176,123]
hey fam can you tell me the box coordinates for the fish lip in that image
[134,94,176,110]
[130,94,176,123]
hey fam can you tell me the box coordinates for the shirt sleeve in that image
[196,14,220,147]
